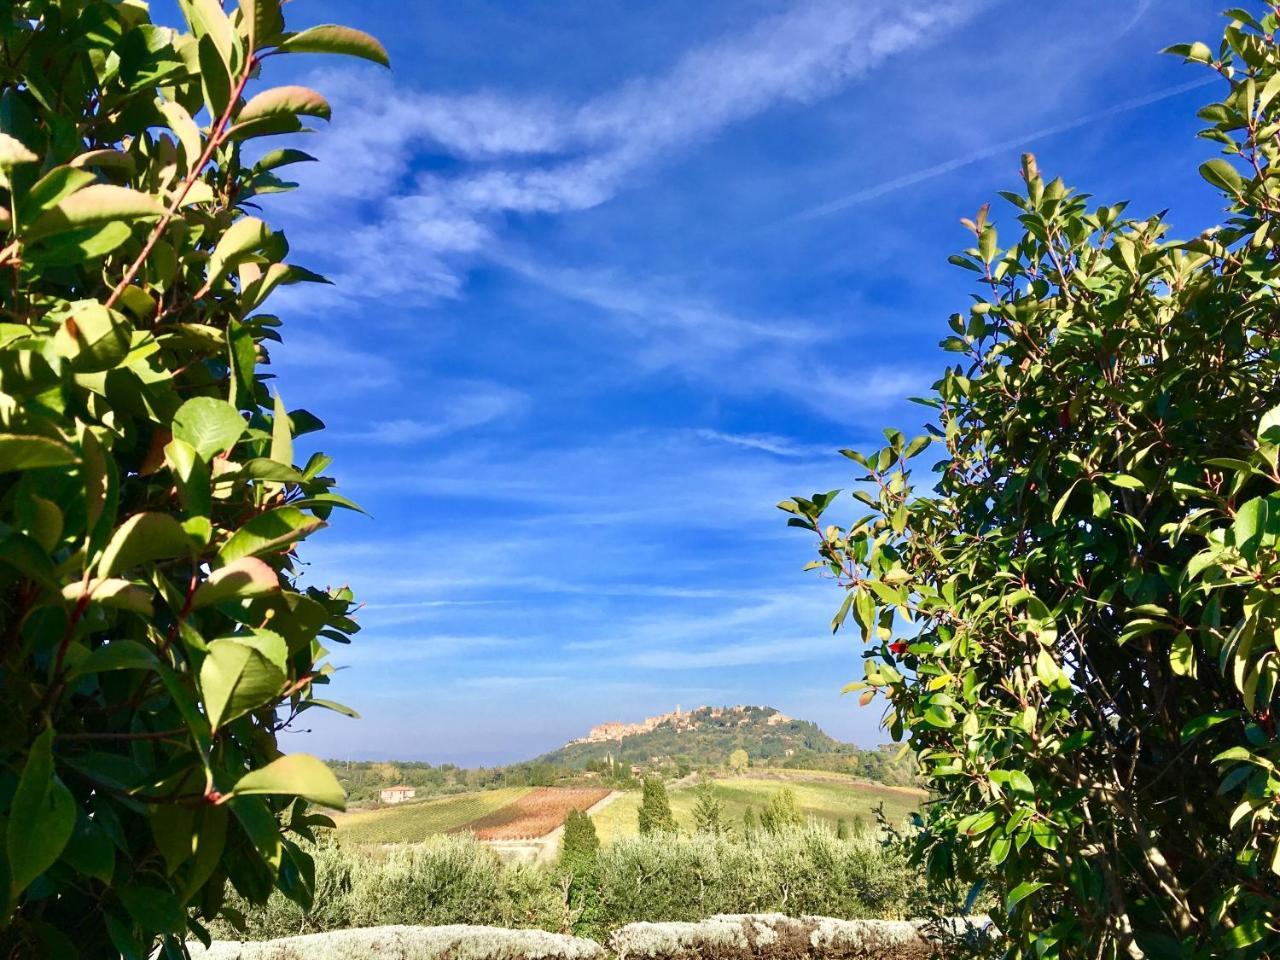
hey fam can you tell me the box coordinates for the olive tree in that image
[0,1,386,956]
[784,7,1280,957]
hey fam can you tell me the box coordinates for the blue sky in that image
[205,0,1230,764]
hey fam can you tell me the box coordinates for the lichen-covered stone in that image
[608,914,993,960]
[802,916,931,960]
[188,924,605,960]
[189,916,993,960]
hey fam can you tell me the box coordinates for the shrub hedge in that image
[213,828,930,941]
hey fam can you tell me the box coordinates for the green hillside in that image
[538,705,849,769]
[589,772,923,843]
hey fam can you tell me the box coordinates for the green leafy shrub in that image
[784,7,1280,955]
[637,778,677,836]
[758,788,802,835]
[560,810,603,937]
[596,829,920,926]
[691,779,727,836]
[0,1,387,955]
[561,809,602,868]
[210,829,924,942]
[348,837,514,929]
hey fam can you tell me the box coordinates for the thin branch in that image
[104,55,257,310]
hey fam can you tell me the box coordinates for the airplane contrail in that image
[791,75,1218,223]
[1122,0,1156,36]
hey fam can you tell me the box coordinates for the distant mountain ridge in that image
[538,704,847,768]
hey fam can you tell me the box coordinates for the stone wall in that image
[188,925,605,960]
[190,914,993,960]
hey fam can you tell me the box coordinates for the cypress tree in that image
[637,777,677,835]
[691,778,726,835]
[559,810,601,936]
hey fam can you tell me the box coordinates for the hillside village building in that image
[379,785,416,804]
[572,705,795,745]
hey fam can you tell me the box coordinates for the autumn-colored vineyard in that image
[460,787,612,840]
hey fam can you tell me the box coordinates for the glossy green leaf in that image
[51,303,132,372]
[7,726,76,895]
[276,24,390,66]
[171,397,247,459]
[61,810,115,884]
[228,795,282,870]
[180,0,240,74]
[192,557,279,609]
[240,0,285,49]
[1005,880,1047,914]
[119,884,186,935]
[157,98,204,173]
[0,132,38,167]
[68,639,157,679]
[165,437,211,520]
[1200,158,1246,195]
[98,512,193,577]
[62,580,155,618]
[200,637,286,729]
[24,185,163,242]
[227,753,346,809]
[238,85,331,123]
[255,148,317,173]
[0,434,78,471]
[218,506,324,563]
[206,216,269,289]
[1170,631,1197,678]
[20,166,96,224]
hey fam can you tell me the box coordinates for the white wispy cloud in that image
[336,634,517,665]
[337,381,528,445]
[694,430,834,458]
[283,0,990,302]
[453,675,570,690]
[790,76,1218,221]
[626,636,848,670]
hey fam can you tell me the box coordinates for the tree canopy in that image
[637,777,677,835]
[786,7,1280,957]
[0,1,385,955]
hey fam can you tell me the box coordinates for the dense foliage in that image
[330,759,566,805]
[215,828,927,942]
[637,778,677,835]
[759,788,803,835]
[559,811,602,937]
[0,1,386,955]
[691,779,727,836]
[785,7,1280,957]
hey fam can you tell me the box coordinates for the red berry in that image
[889,641,908,655]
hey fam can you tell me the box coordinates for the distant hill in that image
[327,705,917,805]
[536,704,849,769]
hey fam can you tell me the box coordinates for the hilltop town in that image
[560,706,788,752]
[571,705,796,745]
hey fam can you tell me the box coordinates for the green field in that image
[336,787,532,843]
[589,772,922,844]
[334,771,922,846]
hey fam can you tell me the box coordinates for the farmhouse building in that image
[379,785,416,804]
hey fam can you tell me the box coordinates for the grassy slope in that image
[336,787,532,844]
[590,771,923,844]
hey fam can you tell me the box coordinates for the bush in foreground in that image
[785,6,1280,956]
[638,778,678,835]
[214,828,929,942]
[0,1,386,955]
